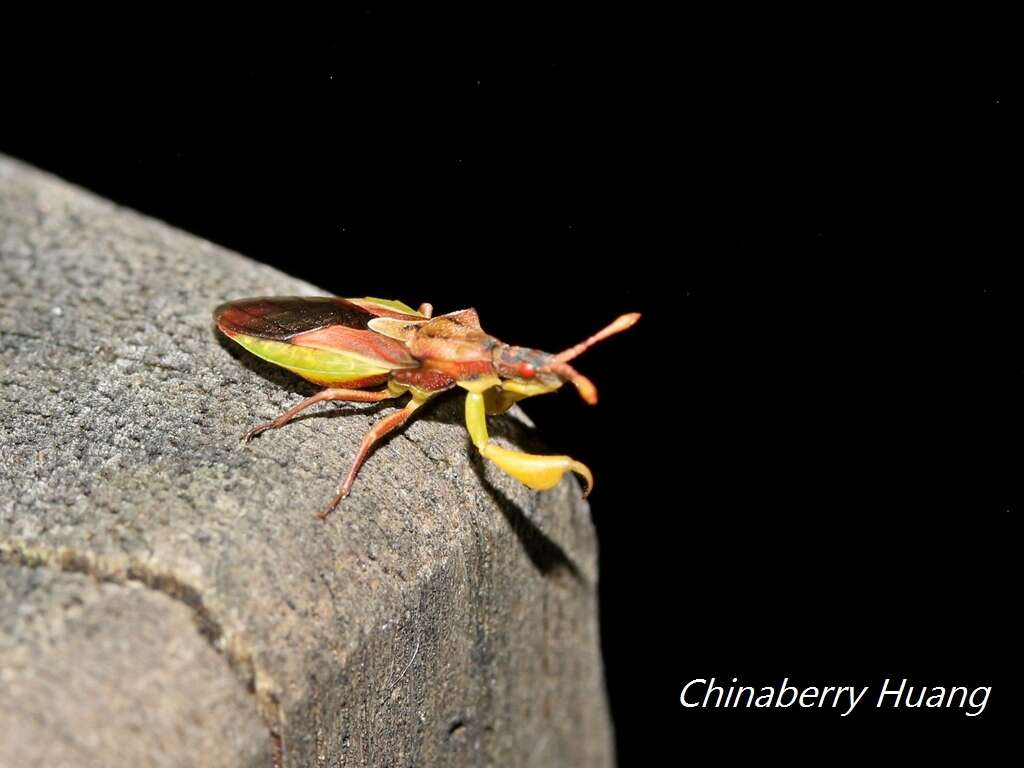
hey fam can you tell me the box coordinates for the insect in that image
[214,296,640,518]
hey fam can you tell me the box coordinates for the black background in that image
[3,9,1013,763]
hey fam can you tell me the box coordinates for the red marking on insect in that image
[291,325,416,367]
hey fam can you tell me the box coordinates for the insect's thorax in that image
[403,315,563,398]
[404,315,493,379]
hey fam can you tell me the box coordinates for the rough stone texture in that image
[0,564,270,768]
[0,156,613,767]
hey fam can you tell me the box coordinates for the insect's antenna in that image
[539,312,639,404]
[544,362,598,404]
[553,312,641,363]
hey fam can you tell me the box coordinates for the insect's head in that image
[492,312,640,404]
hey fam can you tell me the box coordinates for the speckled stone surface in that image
[0,156,613,767]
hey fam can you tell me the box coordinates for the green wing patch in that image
[349,297,424,317]
[230,333,393,383]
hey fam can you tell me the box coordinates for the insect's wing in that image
[214,296,423,339]
[214,296,421,386]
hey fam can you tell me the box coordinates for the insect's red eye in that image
[518,362,536,378]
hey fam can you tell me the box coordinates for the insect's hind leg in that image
[464,391,593,497]
[243,387,398,443]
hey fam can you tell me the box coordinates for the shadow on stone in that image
[469,448,583,583]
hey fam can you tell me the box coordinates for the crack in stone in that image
[0,539,284,764]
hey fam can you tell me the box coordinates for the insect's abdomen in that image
[225,332,395,387]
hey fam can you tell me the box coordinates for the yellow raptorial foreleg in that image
[464,391,593,496]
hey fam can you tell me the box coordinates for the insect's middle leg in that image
[464,391,593,497]
[320,370,455,518]
[243,387,398,443]
[320,397,423,518]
